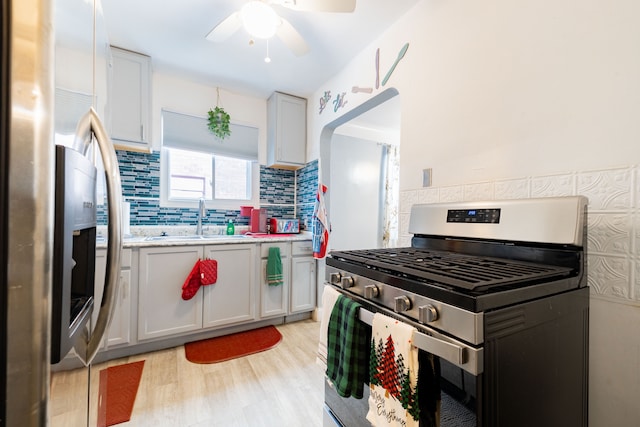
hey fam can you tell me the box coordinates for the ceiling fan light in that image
[241,1,280,39]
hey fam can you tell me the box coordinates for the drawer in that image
[292,241,313,256]
[120,248,132,268]
[260,242,290,258]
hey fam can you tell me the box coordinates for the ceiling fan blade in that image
[276,0,356,13]
[205,12,241,42]
[276,18,309,56]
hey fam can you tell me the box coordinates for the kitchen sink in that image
[144,234,249,241]
[200,235,251,240]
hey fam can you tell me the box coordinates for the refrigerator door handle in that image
[73,107,123,366]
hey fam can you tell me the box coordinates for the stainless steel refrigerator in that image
[1,0,123,424]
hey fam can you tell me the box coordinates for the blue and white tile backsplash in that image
[296,160,319,229]
[98,150,318,228]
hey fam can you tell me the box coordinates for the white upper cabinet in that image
[110,46,151,151]
[267,92,307,169]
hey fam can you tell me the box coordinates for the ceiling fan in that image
[205,0,356,57]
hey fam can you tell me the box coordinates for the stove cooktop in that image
[327,247,582,312]
[329,248,574,292]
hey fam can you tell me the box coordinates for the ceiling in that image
[101,0,420,99]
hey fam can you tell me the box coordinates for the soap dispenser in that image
[226,219,235,235]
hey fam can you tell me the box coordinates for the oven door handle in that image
[411,330,465,365]
[358,307,466,366]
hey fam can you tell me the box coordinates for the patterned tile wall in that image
[398,166,639,307]
[98,151,317,227]
[259,165,296,219]
[296,160,319,229]
[260,166,296,205]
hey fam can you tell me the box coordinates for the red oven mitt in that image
[199,259,218,286]
[182,259,203,300]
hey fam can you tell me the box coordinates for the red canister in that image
[250,208,267,233]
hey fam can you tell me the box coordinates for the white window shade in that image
[162,109,258,160]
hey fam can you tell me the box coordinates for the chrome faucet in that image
[196,198,206,235]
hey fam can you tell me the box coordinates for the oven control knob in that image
[340,276,355,289]
[419,304,439,323]
[364,285,379,299]
[394,296,412,313]
[329,272,342,285]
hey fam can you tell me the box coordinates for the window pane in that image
[214,155,250,200]
[167,148,213,200]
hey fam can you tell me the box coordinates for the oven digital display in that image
[447,208,501,223]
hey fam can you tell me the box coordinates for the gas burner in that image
[331,247,574,292]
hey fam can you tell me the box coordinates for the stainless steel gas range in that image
[323,196,589,427]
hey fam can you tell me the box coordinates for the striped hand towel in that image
[266,247,283,286]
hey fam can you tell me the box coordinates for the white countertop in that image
[97,230,312,249]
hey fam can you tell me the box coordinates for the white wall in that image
[329,134,385,250]
[308,0,640,188]
[150,71,268,164]
[308,1,640,425]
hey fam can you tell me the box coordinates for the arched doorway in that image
[318,88,400,251]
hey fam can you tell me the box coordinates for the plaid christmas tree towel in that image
[367,313,421,427]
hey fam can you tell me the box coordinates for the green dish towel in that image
[266,247,283,286]
[326,294,371,399]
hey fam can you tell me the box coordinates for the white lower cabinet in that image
[138,245,203,341]
[94,247,134,349]
[203,244,257,328]
[290,241,316,314]
[89,239,313,359]
[138,243,258,341]
[58,239,314,369]
[259,242,290,318]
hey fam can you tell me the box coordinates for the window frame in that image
[160,146,259,210]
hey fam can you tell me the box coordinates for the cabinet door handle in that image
[140,124,144,141]
[120,274,128,301]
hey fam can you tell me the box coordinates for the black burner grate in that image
[331,248,574,291]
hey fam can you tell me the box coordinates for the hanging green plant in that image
[207,106,231,140]
[207,87,231,140]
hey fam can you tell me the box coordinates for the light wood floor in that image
[50,320,325,427]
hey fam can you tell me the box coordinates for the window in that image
[167,148,212,200]
[165,148,253,202]
[160,110,259,209]
[213,155,251,200]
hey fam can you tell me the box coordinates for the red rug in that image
[184,326,282,364]
[96,360,145,427]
